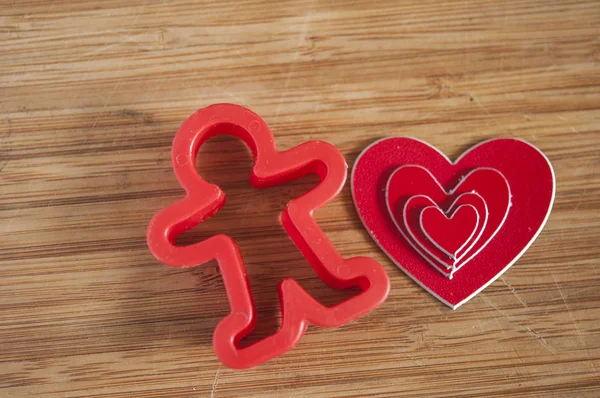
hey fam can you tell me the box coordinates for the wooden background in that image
[1,0,599,396]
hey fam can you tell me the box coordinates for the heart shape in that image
[403,193,487,271]
[420,204,479,264]
[352,137,555,308]
[387,166,510,277]
[398,194,484,276]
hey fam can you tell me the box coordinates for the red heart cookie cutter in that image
[352,137,554,309]
[147,104,390,369]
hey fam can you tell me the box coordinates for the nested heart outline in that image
[420,203,480,267]
[386,165,511,277]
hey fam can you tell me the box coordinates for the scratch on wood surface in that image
[210,367,221,398]
[500,276,527,307]
[573,187,587,211]
[408,355,425,367]
[83,30,151,62]
[551,271,585,346]
[524,327,557,356]
[481,295,557,356]
[207,82,249,106]
[275,13,313,118]
[548,286,596,303]
[89,78,124,135]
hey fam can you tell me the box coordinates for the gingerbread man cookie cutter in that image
[147,103,390,369]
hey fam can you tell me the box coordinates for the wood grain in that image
[1,0,599,396]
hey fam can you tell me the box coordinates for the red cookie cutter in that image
[147,104,390,369]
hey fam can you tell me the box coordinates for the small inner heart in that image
[420,205,479,260]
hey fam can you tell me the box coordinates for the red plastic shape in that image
[147,104,390,369]
[352,137,555,309]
